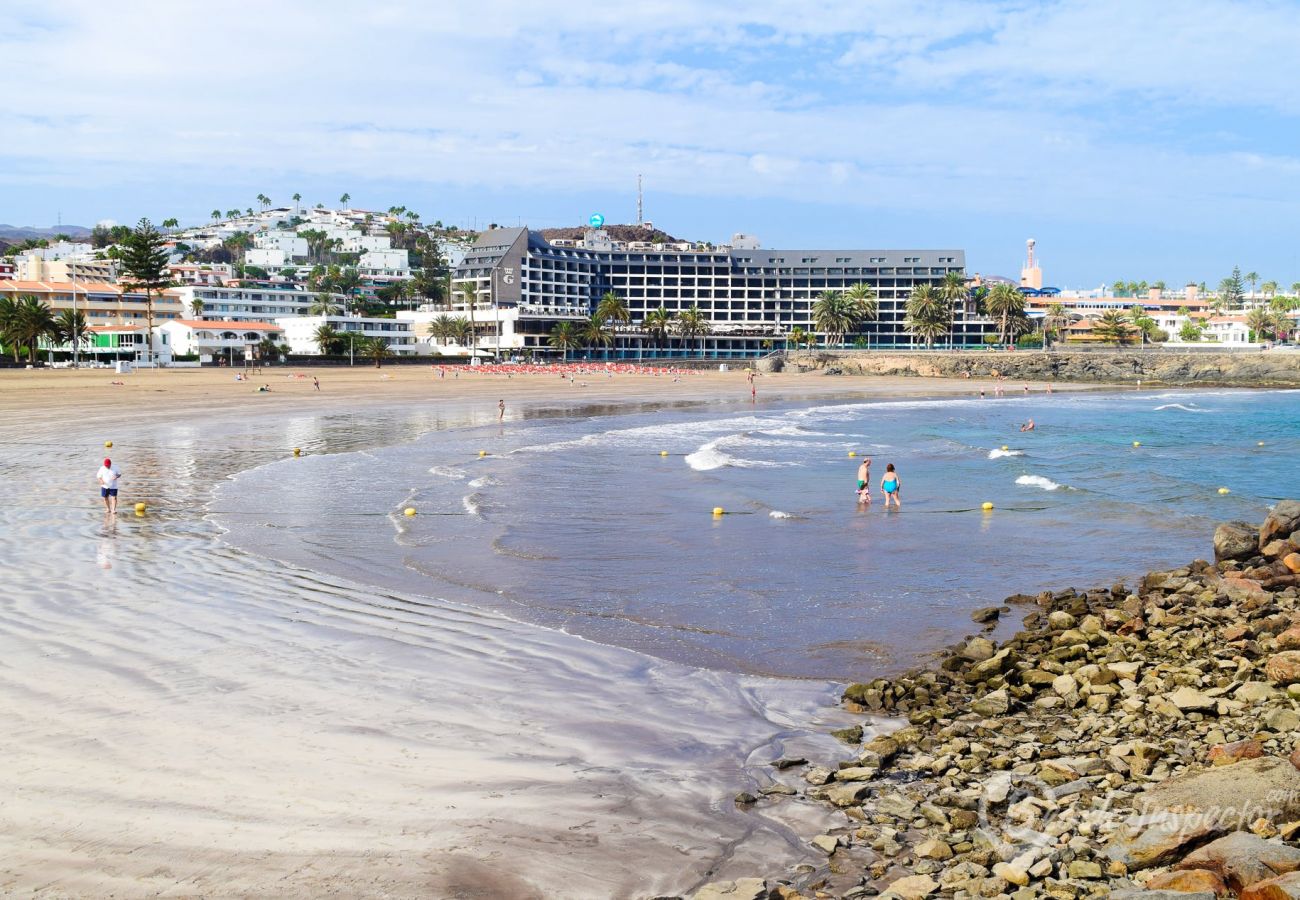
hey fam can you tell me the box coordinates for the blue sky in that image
[3,0,1300,288]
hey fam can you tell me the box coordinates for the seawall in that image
[764,350,1300,387]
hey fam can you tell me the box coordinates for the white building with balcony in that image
[359,248,409,272]
[275,314,422,355]
[158,319,285,361]
[173,283,321,323]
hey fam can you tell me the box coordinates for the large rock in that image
[1216,521,1260,562]
[1242,871,1300,900]
[1266,652,1300,685]
[970,688,1010,716]
[1137,757,1300,825]
[692,878,768,900]
[1261,501,1300,551]
[885,873,939,898]
[1178,831,1300,892]
[1106,812,1228,871]
[1146,869,1229,896]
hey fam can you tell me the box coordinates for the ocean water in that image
[215,388,1300,682]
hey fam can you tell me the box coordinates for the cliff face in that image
[767,351,1300,387]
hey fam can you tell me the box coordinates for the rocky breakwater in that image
[762,351,1300,387]
[689,501,1300,900]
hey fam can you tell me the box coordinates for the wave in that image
[461,494,484,518]
[768,510,795,519]
[988,448,1024,458]
[429,465,469,480]
[684,436,792,471]
[468,476,499,489]
[1154,403,1214,413]
[1016,475,1062,491]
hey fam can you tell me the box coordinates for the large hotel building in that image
[445,227,994,358]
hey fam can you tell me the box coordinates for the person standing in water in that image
[855,457,872,504]
[498,399,505,420]
[97,457,121,515]
[880,463,901,509]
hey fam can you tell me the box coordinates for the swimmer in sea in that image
[880,463,901,509]
[855,457,872,504]
[1020,418,1035,432]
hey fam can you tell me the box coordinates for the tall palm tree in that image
[0,296,23,361]
[1261,280,1279,299]
[904,284,952,349]
[788,326,807,356]
[362,336,391,368]
[582,313,614,359]
[313,323,341,355]
[309,293,342,316]
[162,217,179,233]
[1245,307,1276,342]
[292,192,302,213]
[675,305,709,357]
[189,298,205,319]
[843,282,879,336]
[53,309,89,353]
[455,280,479,356]
[595,291,629,327]
[548,321,581,361]
[643,305,673,352]
[11,295,57,363]
[1043,302,1071,351]
[939,271,970,315]
[984,283,1027,345]
[812,289,853,348]
[340,192,351,209]
[1245,271,1260,298]
[1128,303,1156,346]
[211,209,221,224]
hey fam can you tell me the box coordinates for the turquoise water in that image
[216,388,1300,681]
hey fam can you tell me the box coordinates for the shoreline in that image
[705,505,1300,900]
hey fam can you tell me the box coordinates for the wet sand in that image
[0,365,1092,898]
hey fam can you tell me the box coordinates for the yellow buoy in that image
[712,507,725,516]
[478,450,487,457]
[1218,487,1230,495]
[403,507,417,516]
[293,447,301,457]
[104,440,113,448]
[848,450,856,457]
[981,502,994,511]
[134,502,147,514]
[660,450,669,456]
[1132,441,1141,447]
[1258,441,1265,447]
[1001,445,1009,452]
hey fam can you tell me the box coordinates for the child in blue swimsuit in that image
[880,463,901,509]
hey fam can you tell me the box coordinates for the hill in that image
[0,224,93,242]
[539,224,683,244]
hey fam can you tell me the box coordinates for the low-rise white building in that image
[276,314,421,355]
[168,263,235,286]
[158,319,285,361]
[254,233,309,257]
[360,248,409,271]
[1202,315,1254,344]
[173,283,322,322]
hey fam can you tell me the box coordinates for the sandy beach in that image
[0,364,1091,899]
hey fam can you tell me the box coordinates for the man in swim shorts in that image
[97,457,121,514]
[855,457,872,503]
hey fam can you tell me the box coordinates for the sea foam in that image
[988,448,1024,458]
[1016,474,1062,491]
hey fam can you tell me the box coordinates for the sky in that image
[3,0,1299,287]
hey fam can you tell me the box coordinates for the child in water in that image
[880,463,901,509]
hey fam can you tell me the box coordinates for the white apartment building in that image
[359,248,409,271]
[168,263,235,286]
[245,248,292,268]
[173,283,321,323]
[254,232,309,256]
[158,319,284,361]
[340,234,391,253]
[14,253,118,282]
[276,314,421,355]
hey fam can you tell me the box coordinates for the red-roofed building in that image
[158,319,285,361]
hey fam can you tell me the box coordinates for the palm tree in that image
[340,193,351,209]
[162,217,179,233]
[595,291,629,327]
[985,283,1028,345]
[643,305,673,353]
[211,209,221,224]
[1260,280,1279,300]
[1246,307,1276,342]
[675,305,709,357]
[1043,301,1071,351]
[582,313,614,359]
[1291,282,1300,298]
[10,295,57,363]
[1128,303,1156,346]
[361,336,390,368]
[788,325,807,356]
[309,293,342,316]
[189,298,205,319]
[844,282,880,335]
[313,323,340,355]
[456,280,479,356]
[53,309,89,354]
[939,271,969,315]
[548,321,581,361]
[1091,309,1132,345]
[333,267,363,312]
[292,192,302,213]
[904,284,952,349]
[428,314,459,348]
[1245,271,1260,298]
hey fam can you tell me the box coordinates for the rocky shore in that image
[689,501,1300,900]
[761,350,1300,387]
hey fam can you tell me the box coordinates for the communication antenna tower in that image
[637,175,643,227]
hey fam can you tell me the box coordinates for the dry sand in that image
[0,364,1092,899]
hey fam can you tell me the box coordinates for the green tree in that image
[53,309,89,353]
[844,281,880,338]
[9,295,57,363]
[1091,309,1132,345]
[361,336,390,367]
[162,217,179,233]
[313,323,341,355]
[1112,280,1127,298]
[582,313,614,359]
[1246,307,1276,342]
[642,305,673,351]
[340,192,351,208]
[1179,321,1203,343]
[310,292,342,316]
[1128,303,1158,345]
[904,284,952,349]
[1261,280,1279,299]
[1043,301,1071,351]
[985,283,1029,345]
[675,305,709,357]
[1217,267,1245,310]
[1245,271,1260,297]
[256,336,283,363]
[788,325,807,355]
[210,209,221,224]
[455,280,479,356]
[292,192,301,212]
[595,291,629,327]
[120,218,171,363]
[548,321,581,361]
[812,290,851,347]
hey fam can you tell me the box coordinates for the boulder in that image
[1106,812,1228,871]
[961,636,996,661]
[1168,686,1217,712]
[970,688,1010,716]
[1242,871,1300,900]
[1277,627,1300,651]
[692,878,769,900]
[885,874,939,899]
[971,605,1002,624]
[1216,521,1260,561]
[824,781,870,807]
[810,834,838,855]
[1111,893,1217,900]
[1146,869,1229,896]
[1266,652,1300,685]
[1284,553,1300,574]
[1207,740,1265,766]
[1177,831,1300,892]
[1137,757,1300,825]
[1260,501,1300,551]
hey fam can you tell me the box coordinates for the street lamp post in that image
[71,257,79,367]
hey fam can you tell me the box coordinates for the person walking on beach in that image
[312,376,320,391]
[97,457,121,515]
[498,399,505,420]
[855,457,872,504]
[880,463,901,510]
